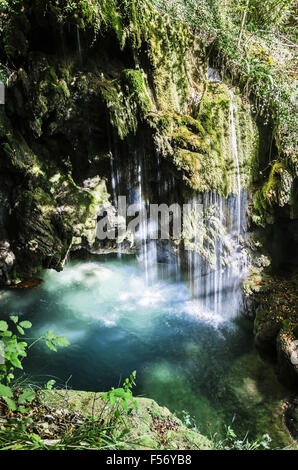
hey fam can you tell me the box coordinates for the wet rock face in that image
[285,397,298,441]
[0,1,193,283]
[277,332,298,389]
[0,240,15,284]
[0,1,260,284]
[0,57,112,283]
[243,268,298,389]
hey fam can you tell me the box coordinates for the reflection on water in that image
[0,257,291,447]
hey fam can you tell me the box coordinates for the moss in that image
[55,79,71,98]
[0,0,261,282]
[252,158,295,225]
[101,69,151,139]
[147,17,196,113]
[102,0,124,44]
[63,0,138,49]
[77,1,97,28]
[149,82,257,196]
[101,80,135,139]
[41,390,214,450]
[3,12,30,58]
[1,120,42,175]
[121,69,151,114]
[266,161,293,206]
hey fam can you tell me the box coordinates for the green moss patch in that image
[41,390,214,450]
[149,83,258,196]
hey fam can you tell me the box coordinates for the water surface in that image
[0,257,290,447]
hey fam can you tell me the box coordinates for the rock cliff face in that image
[243,270,298,389]
[0,0,258,284]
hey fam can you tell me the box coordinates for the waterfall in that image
[207,66,221,82]
[136,159,158,285]
[137,163,149,282]
[102,116,247,322]
[184,189,247,323]
[64,249,70,267]
[110,157,117,208]
[229,89,241,241]
[76,27,83,66]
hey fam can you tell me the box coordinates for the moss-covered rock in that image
[243,268,298,388]
[149,83,258,196]
[252,156,297,227]
[41,390,214,450]
[0,0,259,283]
[101,68,152,139]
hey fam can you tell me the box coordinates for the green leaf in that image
[45,340,57,352]
[0,330,12,337]
[10,316,19,324]
[18,389,35,404]
[4,397,17,411]
[17,326,25,335]
[0,383,13,398]
[19,321,32,329]
[18,406,30,414]
[16,342,27,356]
[121,398,129,413]
[45,380,56,390]
[53,336,70,347]
[0,321,8,332]
[45,330,55,340]
[30,433,42,444]
[9,354,23,369]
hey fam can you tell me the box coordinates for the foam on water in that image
[183,300,226,328]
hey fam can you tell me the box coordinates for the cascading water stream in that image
[136,156,160,285]
[76,27,83,66]
[110,157,118,208]
[137,163,149,282]
[102,80,248,321]
[184,189,247,321]
[229,89,241,241]
[106,152,247,322]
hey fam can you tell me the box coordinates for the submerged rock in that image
[9,277,44,289]
[218,352,296,448]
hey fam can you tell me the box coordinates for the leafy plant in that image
[0,370,142,450]
[0,315,141,450]
[0,316,69,412]
[150,0,296,154]
[0,413,139,450]
[101,370,139,418]
[214,425,273,450]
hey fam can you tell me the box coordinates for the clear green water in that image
[0,257,291,447]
